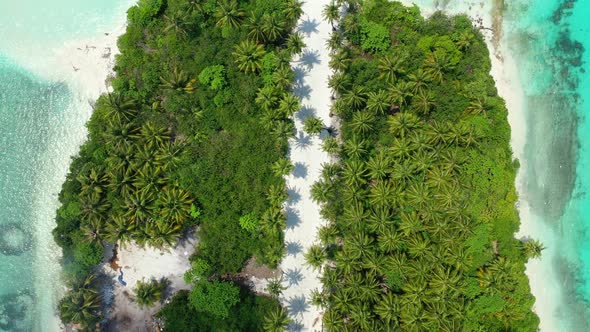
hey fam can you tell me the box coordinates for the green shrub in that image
[198,65,227,90]
[189,281,240,319]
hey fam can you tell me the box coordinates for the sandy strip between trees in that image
[276,0,334,330]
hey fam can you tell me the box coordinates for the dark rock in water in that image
[0,291,34,331]
[0,223,33,256]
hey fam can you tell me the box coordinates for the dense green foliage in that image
[53,0,303,328]
[311,1,540,330]
[157,289,280,331]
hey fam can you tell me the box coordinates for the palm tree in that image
[455,31,474,50]
[322,136,341,155]
[158,187,193,224]
[366,90,390,114]
[323,1,340,29]
[286,32,305,55]
[271,157,294,177]
[342,85,367,110]
[215,0,244,29]
[328,72,350,95]
[103,92,138,123]
[267,184,288,207]
[407,69,432,94]
[399,211,424,236]
[310,288,328,308]
[124,190,155,222]
[104,214,135,245]
[263,307,290,332]
[329,49,351,71]
[369,181,394,208]
[428,266,461,296]
[374,293,400,327]
[80,219,104,244]
[343,136,368,159]
[406,182,431,209]
[412,90,436,115]
[390,137,413,160]
[140,121,170,149]
[160,67,196,93]
[304,244,326,271]
[79,192,109,223]
[77,167,108,196]
[256,86,279,111]
[326,31,343,51]
[271,120,296,140]
[185,0,203,15]
[321,162,341,182]
[465,97,487,116]
[303,116,325,135]
[366,150,391,180]
[424,52,455,82]
[342,160,367,187]
[349,303,373,331]
[59,289,101,327]
[368,206,395,234]
[134,278,167,307]
[246,11,265,42]
[261,13,284,42]
[520,239,545,259]
[377,228,403,253]
[388,81,413,107]
[311,180,333,203]
[283,0,303,26]
[349,111,375,135]
[277,93,300,117]
[379,55,405,83]
[233,40,266,73]
[387,112,420,138]
[265,276,287,298]
[163,11,189,37]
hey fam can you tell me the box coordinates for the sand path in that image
[279,1,333,330]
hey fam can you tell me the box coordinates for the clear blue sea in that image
[0,1,131,330]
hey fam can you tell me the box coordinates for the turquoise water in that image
[0,1,132,330]
[504,0,590,330]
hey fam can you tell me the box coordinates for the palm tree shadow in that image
[298,18,319,36]
[293,162,307,178]
[292,66,308,84]
[286,295,310,317]
[285,241,303,257]
[285,207,301,230]
[293,82,311,100]
[293,131,312,150]
[287,320,304,332]
[299,49,321,69]
[296,105,316,122]
[287,186,301,205]
[284,268,304,286]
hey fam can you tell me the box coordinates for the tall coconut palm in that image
[388,81,413,108]
[368,206,395,234]
[104,214,135,245]
[233,40,266,73]
[303,116,325,135]
[328,72,350,95]
[305,244,326,271]
[412,89,436,115]
[323,1,340,29]
[343,136,368,159]
[246,11,265,42]
[366,90,390,115]
[465,97,488,116]
[377,228,404,254]
[349,111,375,135]
[283,0,303,26]
[286,32,306,55]
[267,184,288,207]
[366,150,391,180]
[271,157,294,177]
[387,112,420,138]
[256,86,279,111]
[342,85,367,110]
[375,293,400,327]
[263,307,291,332]
[160,67,195,93]
[261,13,284,42]
[520,239,545,259]
[59,289,101,327]
[158,187,193,224]
[311,180,333,203]
[270,120,296,140]
[277,93,300,117]
[163,11,189,37]
[103,92,138,123]
[369,181,394,208]
[407,68,432,94]
[322,136,341,156]
[379,55,405,83]
[77,167,108,196]
[424,52,455,82]
[215,0,244,29]
[140,121,170,149]
[134,278,166,307]
[342,159,367,187]
[124,190,155,222]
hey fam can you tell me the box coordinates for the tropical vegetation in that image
[309,1,541,331]
[53,0,303,329]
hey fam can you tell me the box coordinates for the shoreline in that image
[26,4,134,331]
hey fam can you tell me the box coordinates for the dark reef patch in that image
[0,223,33,256]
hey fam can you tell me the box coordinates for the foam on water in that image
[0,1,133,330]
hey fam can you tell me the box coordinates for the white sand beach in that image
[275,0,334,330]
[102,237,196,332]
[399,1,561,330]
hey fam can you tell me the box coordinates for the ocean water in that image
[503,0,590,330]
[0,1,132,331]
